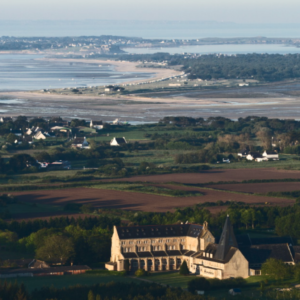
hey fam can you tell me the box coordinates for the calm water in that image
[1,20,300,39]
[126,44,300,55]
[0,54,152,91]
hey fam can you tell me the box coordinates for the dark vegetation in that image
[0,281,213,300]
[117,52,300,82]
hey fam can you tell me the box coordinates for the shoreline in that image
[38,57,182,85]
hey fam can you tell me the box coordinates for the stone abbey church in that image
[106,216,300,278]
[106,216,249,279]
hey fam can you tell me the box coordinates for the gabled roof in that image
[214,215,238,261]
[248,152,262,158]
[91,121,103,125]
[238,149,249,155]
[264,150,278,155]
[116,224,203,240]
[240,244,294,265]
[72,137,85,144]
[236,235,294,247]
[114,137,126,144]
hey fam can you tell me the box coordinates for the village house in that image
[14,135,33,145]
[106,217,300,278]
[262,150,279,161]
[90,120,103,130]
[33,131,47,140]
[71,136,90,149]
[10,129,22,137]
[38,160,71,170]
[0,117,13,123]
[246,152,268,162]
[110,137,127,146]
[237,149,249,158]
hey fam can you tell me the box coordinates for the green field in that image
[91,183,203,197]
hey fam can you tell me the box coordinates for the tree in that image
[34,151,51,162]
[8,154,37,172]
[124,259,130,272]
[135,268,147,277]
[88,290,95,300]
[6,133,17,144]
[36,235,75,264]
[188,277,210,293]
[179,260,189,275]
[261,258,289,280]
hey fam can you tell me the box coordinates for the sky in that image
[1,0,300,23]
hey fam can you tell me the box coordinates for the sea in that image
[1,21,300,91]
[0,54,152,92]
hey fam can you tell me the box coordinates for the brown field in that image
[211,182,300,194]
[11,186,294,219]
[107,168,300,184]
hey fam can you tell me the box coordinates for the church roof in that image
[240,243,294,266]
[214,215,238,261]
[116,224,203,240]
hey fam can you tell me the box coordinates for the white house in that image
[33,131,47,140]
[72,136,90,149]
[110,137,127,146]
[0,117,12,123]
[246,152,268,162]
[262,151,279,161]
[90,120,103,130]
[237,150,249,158]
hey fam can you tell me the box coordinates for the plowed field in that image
[106,168,300,184]
[12,186,293,218]
[211,182,300,193]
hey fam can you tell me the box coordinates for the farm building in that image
[262,150,279,160]
[110,137,127,146]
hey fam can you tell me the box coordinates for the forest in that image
[115,53,300,81]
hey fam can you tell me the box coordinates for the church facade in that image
[105,216,249,279]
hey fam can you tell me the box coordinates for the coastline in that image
[38,58,181,85]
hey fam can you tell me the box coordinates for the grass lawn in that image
[4,273,140,292]
[141,272,195,289]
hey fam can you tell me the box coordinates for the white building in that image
[110,137,127,146]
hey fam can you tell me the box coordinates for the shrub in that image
[179,260,189,275]
[188,277,210,293]
[135,268,147,277]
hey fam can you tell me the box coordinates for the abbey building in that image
[105,216,249,279]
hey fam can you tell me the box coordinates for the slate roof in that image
[72,137,85,144]
[92,121,103,125]
[137,251,152,258]
[116,224,203,240]
[240,244,294,266]
[152,251,168,257]
[122,253,138,258]
[214,216,238,261]
[167,250,182,256]
[115,137,126,144]
[236,234,294,247]
[248,152,262,159]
